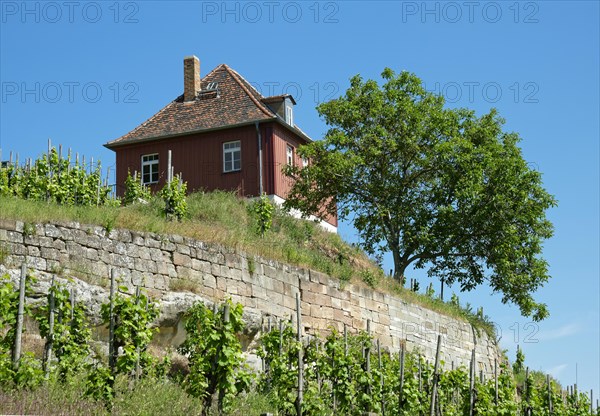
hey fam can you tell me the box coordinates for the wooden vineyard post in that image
[365,319,372,414]
[525,367,531,416]
[547,374,553,415]
[13,261,27,369]
[469,349,475,416]
[377,339,385,416]
[217,303,231,414]
[134,286,141,383]
[495,358,499,406]
[429,335,442,416]
[344,323,348,356]
[279,320,284,357]
[108,268,117,372]
[399,345,405,412]
[44,277,56,377]
[296,292,303,416]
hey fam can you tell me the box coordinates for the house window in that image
[223,140,241,172]
[285,104,294,126]
[302,157,309,168]
[141,154,159,185]
[286,144,294,166]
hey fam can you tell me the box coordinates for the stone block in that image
[41,247,59,261]
[86,248,99,261]
[8,243,26,255]
[224,253,241,269]
[229,268,242,281]
[217,277,227,292]
[146,237,161,249]
[314,293,333,308]
[0,219,19,231]
[44,224,61,238]
[191,259,211,274]
[131,232,145,246]
[301,290,317,304]
[176,244,191,256]
[203,274,217,289]
[228,280,251,296]
[52,238,65,251]
[173,252,191,267]
[251,284,267,300]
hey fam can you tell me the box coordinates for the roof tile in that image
[106,64,295,147]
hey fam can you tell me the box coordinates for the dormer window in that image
[262,94,296,127]
[285,104,294,126]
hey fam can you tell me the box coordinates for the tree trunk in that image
[392,249,407,282]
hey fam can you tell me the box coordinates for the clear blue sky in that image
[1,0,598,396]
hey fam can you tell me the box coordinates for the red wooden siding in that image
[113,121,337,228]
[271,123,304,199]
[271,124,338,228]
[115,125,261,197]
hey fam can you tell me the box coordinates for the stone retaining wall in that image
[0,219,501,374]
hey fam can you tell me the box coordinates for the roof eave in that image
[104,118,279,150]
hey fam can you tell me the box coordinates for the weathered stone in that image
[203,274,217,289]
[173,252,191,267]
[44,224,61,238]
[161,240,176,252]
[176,244,191,256]
[0,220,502,377]
[86,248,99,261]
[41,247,59,261]
[27,256,46,271]
[0,219,19,231]
[27,246,40,257]
[146,237,161,249]
[191,259,211,274]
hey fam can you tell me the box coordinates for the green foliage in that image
[161,176,188,220]
[100,287,159,377]
[256,326,600,416]
[85,364,115,405]
[284,68,556,321]
[35,282,92,382]
[123,170,151,206]
[178,300,252,415]
[360,269,379,288]
[513,345,525,374]
[425,282,435,298]
[258,321,301,414]
[251,194,274,237]
[0,273,44,390]
[0,147,114,206]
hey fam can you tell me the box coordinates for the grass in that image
[0,375,275,416]
[0,191,374,283]
[0,192,496,338]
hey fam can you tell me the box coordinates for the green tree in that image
[284,69,556,320]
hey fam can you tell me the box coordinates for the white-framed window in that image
[141,153,159,185]
[223,140,241,172]
[302,157,309,168]
[285,104,294,126]
[286,144,294,166]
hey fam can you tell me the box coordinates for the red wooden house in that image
[105,56,337,232]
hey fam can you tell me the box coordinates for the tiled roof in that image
[105,64,308,148]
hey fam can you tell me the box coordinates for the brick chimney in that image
[183,55,201,102]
